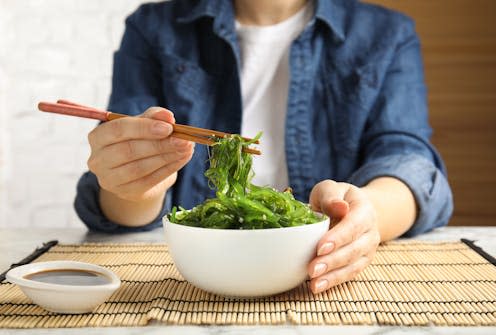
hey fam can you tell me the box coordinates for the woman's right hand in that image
[87,107,194,203]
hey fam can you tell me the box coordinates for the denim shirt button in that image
[176,64,186,73]
[295,134,301,145]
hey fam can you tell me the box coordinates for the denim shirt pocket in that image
[159,53,220,203]
[159,52,219,126]
[324,60,381,156]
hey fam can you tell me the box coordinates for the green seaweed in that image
[168,133,322,229]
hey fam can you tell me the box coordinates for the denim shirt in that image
[75,0,453,236]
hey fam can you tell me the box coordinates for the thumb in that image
[141,106,175,124]
[323,199,349,222]
[310,180,350,221]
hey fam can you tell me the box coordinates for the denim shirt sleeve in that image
[74,172,168,233]
[348,20,453,237]
[74,7,169,233]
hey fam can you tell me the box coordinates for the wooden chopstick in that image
[56,100,259,144]
[38,100,261,155]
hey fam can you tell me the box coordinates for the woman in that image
[75,0,453,294]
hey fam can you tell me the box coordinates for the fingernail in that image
[317,242,334,256]
[315,279,328,292]
[313,263,327,277]
[152,122,172,136]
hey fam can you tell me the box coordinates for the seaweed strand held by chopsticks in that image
[168,133,322,229]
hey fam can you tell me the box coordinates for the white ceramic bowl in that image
[163,214,329,297]
[6,261,121,314]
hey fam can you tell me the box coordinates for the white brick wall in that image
[0,0,160,228]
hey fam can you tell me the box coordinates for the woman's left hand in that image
[307,180,381,294]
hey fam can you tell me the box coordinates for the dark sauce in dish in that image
[24,269,111,286]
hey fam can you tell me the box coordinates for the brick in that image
[3,207,31,228]
[30,205,70,228]
[2,0,162,228]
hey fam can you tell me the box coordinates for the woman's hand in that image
[307,180,381,294]
[87,107,194,202]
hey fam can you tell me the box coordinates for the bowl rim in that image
[163,211,329,233]
[6,260,121,292]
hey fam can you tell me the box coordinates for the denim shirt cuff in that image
[74,171,166,233]
[348,154,453,237]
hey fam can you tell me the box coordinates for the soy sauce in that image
[25,269,111,286]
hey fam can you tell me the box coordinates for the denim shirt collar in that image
[314,0,351,41]
[175,0,352,42]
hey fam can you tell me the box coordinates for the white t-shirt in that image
[237,3,314,191]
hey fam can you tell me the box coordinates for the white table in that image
[1,226,495,335]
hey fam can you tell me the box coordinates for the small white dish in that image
[6,261,120,314]
[163,213,329,297]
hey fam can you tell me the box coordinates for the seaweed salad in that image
[168,134,322,229]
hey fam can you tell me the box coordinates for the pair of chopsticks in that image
[37,100,260,155]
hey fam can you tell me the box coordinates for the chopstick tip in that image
[37,101,49,111]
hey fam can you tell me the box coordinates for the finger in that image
[328,196,376,248]
[315,200,374,257]
[309,255,371,294]
[104,146,194,188]
[309,180,350,220]
[88,110,174,149]
[314,184,374,254]
[308,231,377,278]
[114,148,194,196]
[97,136,192,169]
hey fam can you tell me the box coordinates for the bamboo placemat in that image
[1,241,495,328]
